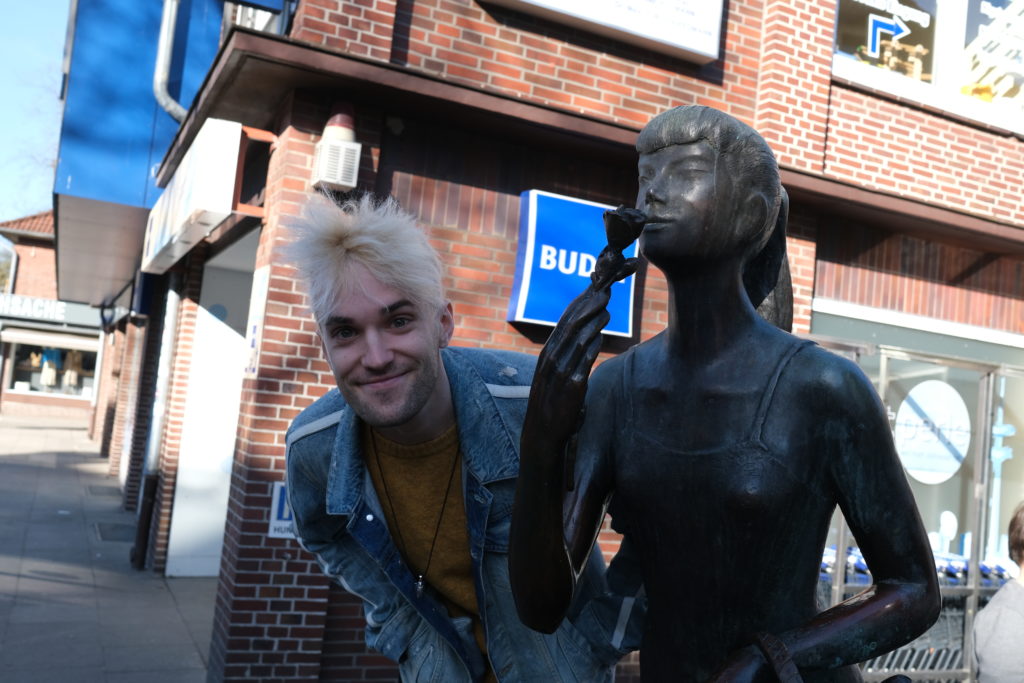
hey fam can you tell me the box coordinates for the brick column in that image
[95,325,126,457]
[755,0,837,173]
[122,284,168,512]
[90,327,123,443]
[208,95,341,683]
[786,206,818,335]
[148,252,206,570]
[107,320,148,503]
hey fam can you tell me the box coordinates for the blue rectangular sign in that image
[508,190,639,337]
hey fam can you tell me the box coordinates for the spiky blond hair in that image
[285,194,446,325]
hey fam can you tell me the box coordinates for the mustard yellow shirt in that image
[365,424,494,682]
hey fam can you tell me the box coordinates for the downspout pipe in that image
[154,0,187,123]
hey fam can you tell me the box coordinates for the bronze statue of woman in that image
[509,105,939,682]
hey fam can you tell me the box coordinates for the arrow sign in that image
[866,14,911,58]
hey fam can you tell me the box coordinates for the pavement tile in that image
[0,417,213,680]
[0,668,108,683]
[102,643,205,672]
[98,618,194,648]
[0,620,103,669]
[8,601,98,623]
[105,670,207,683]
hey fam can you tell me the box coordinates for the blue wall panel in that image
[55,0,222,209]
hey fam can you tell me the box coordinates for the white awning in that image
[0,327,100,352]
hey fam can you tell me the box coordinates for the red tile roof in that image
[0,211,54,239]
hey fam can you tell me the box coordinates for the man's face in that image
[636,140,751,268]
[318,265,454,442]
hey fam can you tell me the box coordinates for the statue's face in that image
[636,140,759,269]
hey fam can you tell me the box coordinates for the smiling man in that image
[283,194,643,682]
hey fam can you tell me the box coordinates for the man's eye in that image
[333,327,356,339]
[392,316,412,329]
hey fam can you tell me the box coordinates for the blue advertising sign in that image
[508,190,639,337]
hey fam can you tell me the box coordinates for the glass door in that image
[818,343,1001,682]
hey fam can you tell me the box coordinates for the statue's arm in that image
[509,284,617,633]
[510,206,641,634]
[710,354,940,680]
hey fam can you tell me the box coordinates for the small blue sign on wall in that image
[268,482,295,539]
[508,190,639,337]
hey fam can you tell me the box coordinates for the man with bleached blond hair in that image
[284,194,644,682]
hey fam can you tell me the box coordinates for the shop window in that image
[811,312,1024,680]
[0,235,15,294]
[8,343,97,398]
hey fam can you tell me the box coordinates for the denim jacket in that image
[287,347,644,682]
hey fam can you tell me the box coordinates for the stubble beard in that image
[342,357,442,431]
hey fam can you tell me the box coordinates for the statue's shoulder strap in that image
[752,338,815,438]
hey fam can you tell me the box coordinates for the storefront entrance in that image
[164,230,258,576]
[813,312,1024,682]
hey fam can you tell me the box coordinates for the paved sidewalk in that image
[0,415,217,683]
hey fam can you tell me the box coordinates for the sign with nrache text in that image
[508,190,639,337]
[0,294,100,328]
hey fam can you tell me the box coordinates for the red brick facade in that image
[208,104,335,682]
[817,224,1024,334]
[148,249,207,571]
[123,313,164,513]
[91,327,124,445]
[10,240,57,299]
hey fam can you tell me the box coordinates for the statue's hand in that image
[529,286,611,448]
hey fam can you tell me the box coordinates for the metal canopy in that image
[54,195,148,306]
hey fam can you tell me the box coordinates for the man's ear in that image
[439,302,455,348]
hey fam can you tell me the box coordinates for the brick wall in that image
[824,86,1024,227]
[149,254,206,570]
[96,325,125,459]
[125,319,157,510]
[385,115,639,351]
[10,238,57,299]
[754,0,836,173]
[107,320,146,489]
[817,222,1024,334]
[209,97,335,682]
[787,204,819,335]
[292,0,761,127]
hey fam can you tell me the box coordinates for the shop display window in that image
[7,343,97,398]
[812,313,1024,681]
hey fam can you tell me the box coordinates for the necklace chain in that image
[371,428,460,599]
